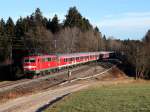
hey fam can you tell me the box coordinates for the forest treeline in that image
[0,7,106,59]
[0,7,150,79]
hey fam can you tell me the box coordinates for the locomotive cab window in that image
[30,58,35,62]
[24,59,29,63]
[24,58,35,63]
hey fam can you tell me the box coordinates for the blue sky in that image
[0,0,150,40]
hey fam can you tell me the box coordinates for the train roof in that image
[57,52,100,58]
[24,51,114,59]
[24,54,57,59]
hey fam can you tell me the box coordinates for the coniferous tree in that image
[144,30,150,43]
[42,17,48,28]
[46,19,51,30]
[0,19,5,36]
[15,17,25,37]
[5,17,15,36]
[33,8,43,26]
[35,8,43,21]
[49,14,60,33]
[22,16,30,32]
[81,18,92,31]
[64,7,92,31]
[64,7,83,28]
[0,19,6,61]
[94,26,100,33]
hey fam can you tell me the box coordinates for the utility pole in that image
[54,39,57,53]
[68,69,72,82]
[54,40,57,49]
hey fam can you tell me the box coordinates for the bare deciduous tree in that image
[24,26,53,54]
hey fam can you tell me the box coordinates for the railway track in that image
[0,62,114,93]
[0,64,92,92]
[0,79,29,88]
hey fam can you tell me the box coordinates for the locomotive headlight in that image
[24,66,36,69]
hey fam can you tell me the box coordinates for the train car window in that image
[53,57,56,61]
[42,58,45,62]
[51,58,53,61]
[24,59,29,63]
[70,58,73,61]
[47,58,51,62]
[56,58,59,62]
[44,58,48,62]
[64,58,67,62]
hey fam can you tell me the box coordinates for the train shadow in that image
[0,64,13,81]
[0,64,24,81]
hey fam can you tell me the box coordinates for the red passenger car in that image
[99,51,111,59]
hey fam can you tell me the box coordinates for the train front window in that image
[24,59,30,63]
[30,58,35,62]
[24,58,35,63]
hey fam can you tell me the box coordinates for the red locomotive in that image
[23,52,113,78]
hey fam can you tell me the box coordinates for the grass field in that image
[45,82,150,112]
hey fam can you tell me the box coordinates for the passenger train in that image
[23,51,114,78]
